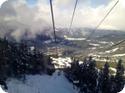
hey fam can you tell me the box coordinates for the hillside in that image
[5,71,77,93]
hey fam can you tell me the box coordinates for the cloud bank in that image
[0,0,125,40]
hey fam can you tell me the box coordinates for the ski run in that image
[1,71,77,93]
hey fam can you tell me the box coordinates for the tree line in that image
[0,38,55,89]
[65,56,125,93]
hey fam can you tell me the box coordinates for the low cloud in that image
[0,0,125,41]
[0,0,51,41]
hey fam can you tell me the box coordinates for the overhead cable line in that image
[106,39,125,50]
[50,0,57,43]
[49,0,58,56]
[69,0,79,33]
[86,0,119,40]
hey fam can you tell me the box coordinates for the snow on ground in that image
[99,41,114,45]
[89,43,100,47]
[105,48,119,53]
[51,57,72,69]
[64,35,86,41]
[109,67,117,73]
[119,86,125,93]
[6,71,78,93]
[99,41,109,44]
[113,53,125,57]
[0,86,7,93]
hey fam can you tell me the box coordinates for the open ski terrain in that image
[119,86,125,93]
[0,70,124,93]
[4,71,77,93]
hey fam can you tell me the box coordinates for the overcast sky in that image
[0,0,125,31]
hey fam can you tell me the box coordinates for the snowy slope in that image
[6,71,78,93]
[119,86,125,93]
[0,86,7,93]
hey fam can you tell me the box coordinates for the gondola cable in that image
[69,0,79,33]
[49,0,58,56]
[86,0,119,40]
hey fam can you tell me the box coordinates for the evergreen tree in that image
[109,75,117,93]
[115,59,125,92]
[98,62,111,93]
[0,37,53,83]
[88,60,98,92]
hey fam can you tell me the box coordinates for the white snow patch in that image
[99,41,109,44]
[0,0,6,7]
[79,61,83,65]
[105,48,119,53]
[51,57,72,69]
[0,86,7,93]
[30,46,35,51]
[64,35,86,41]
[113,53,125,57]
[99,41,114,45]
[94,59,107,62]
[119,86,125,93]
[89,43,100,47]
[109,67,117,73]
[7,71,77,93]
